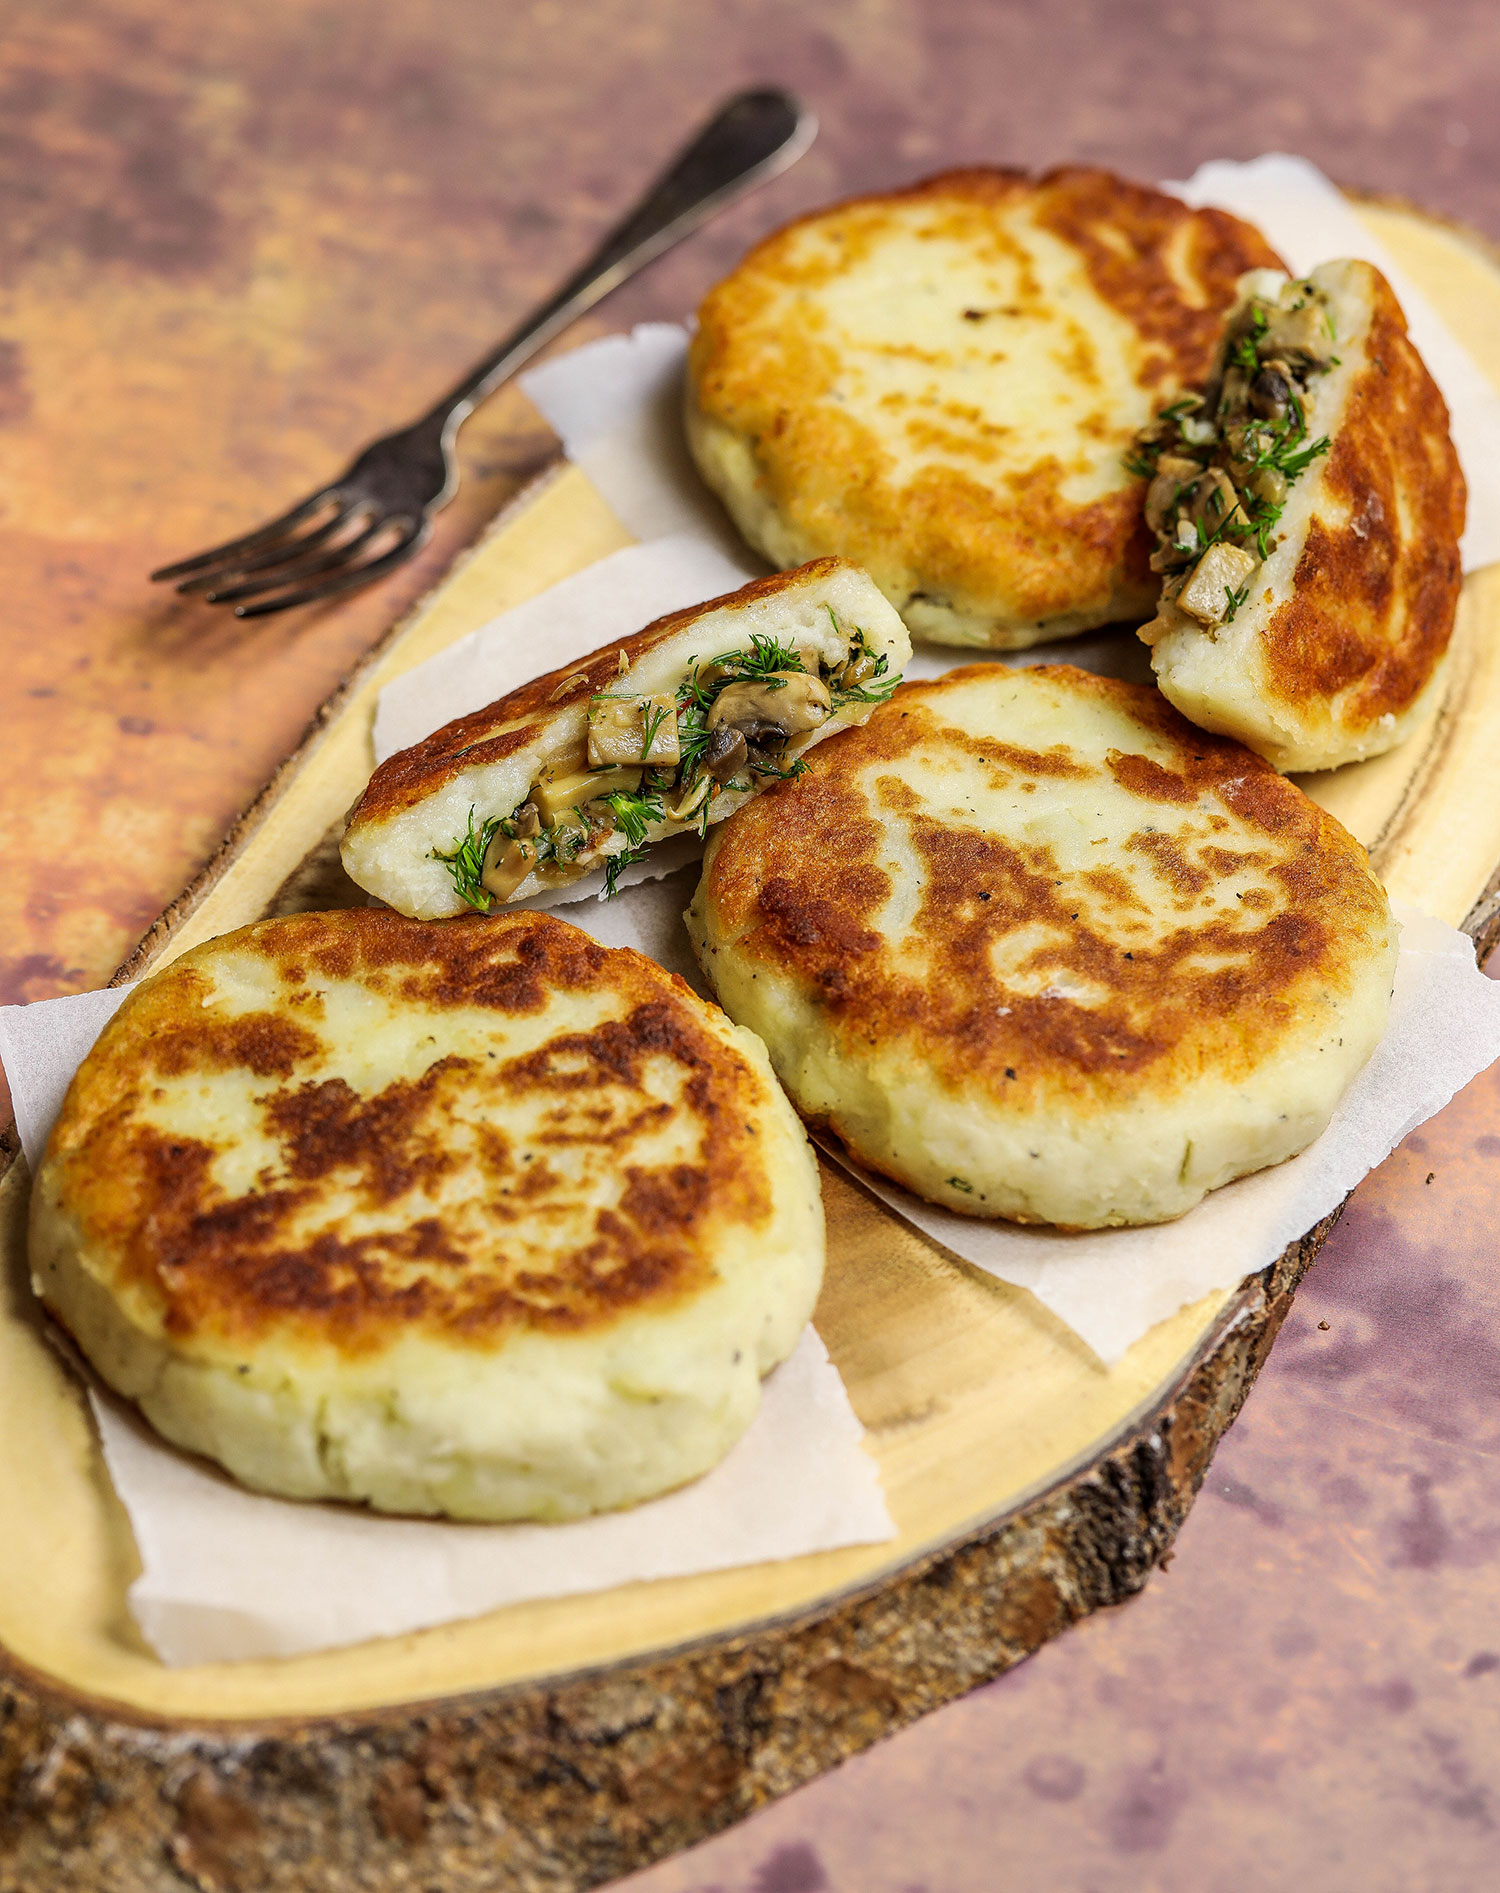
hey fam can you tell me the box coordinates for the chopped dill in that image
[746,751,809,783]
[1230,305,1269,373]
[676,709,713,777]
[1223,578,1252,623]
[1123,442,1161,479]
[829,630,901,709]
[598,783,664,849]
[603,844,650,898]
[431,807,502,913]
[534,819,586,868]
[639,699,670,757]
[1275,432,1332,480]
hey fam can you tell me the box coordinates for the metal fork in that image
[150,89,814,618]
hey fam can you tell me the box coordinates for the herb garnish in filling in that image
[1129,276,1336,632]
[431,808,504,913]
[431,616,901,908]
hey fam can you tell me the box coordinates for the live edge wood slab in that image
[2,202,1499,1893]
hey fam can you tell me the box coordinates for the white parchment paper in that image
[0,971,894,1669]
[87,1325,883,1667]
[520,158,1500,579]
[373,535,756,759]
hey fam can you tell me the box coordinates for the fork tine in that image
[149,488,343,583]
[231,520,430,618]
[172,504,361,595]
[203,516,387,604]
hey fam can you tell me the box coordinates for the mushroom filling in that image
[432,617,900,911]
[1129,277,1336,638]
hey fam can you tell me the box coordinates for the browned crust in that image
[700,664,1388,1112]
[347,559,855,828]
[42,910,774,1354]
[1262,267,1466,724]
[689,167,1283,628]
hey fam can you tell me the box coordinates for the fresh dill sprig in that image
[599,784,664,849]
[1223,579,1252,624]
[639,699,670,758]
[1123,443,1161,479]
[1276,433,1332,480]
[534,819,586,868]
[831,655,900,709]
[707,632,806,684]
[1230,305,1270,373]
[676,713,712,778]
[746,752,809,783]
[431,807,502,913]
[603,843,651,899]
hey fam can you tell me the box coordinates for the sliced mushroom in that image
[691,658,737,695]
[665,772,713,823]
[1187,468,1250,538]
[745,742,785,777]
[532,764,642,828]
[707,673,832,740]
[509,801,541,839]
[1248,363,1293,421]
[836,647,882,690]
[586,692,680,768]
[1260,299,1334,369]
[1177,541,1259,627]
[1244,463,1287,508]
[1144,454,1202,535]
[1214,364,1251,421]
[700,725,748,782]
[481,833,539,903]
[1149,540,1193,575]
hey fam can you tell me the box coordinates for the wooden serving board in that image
[3,200,1500,1893]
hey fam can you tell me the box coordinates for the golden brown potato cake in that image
[687,167,1283,649]
[687,665,1395,1228]
[30,909,824,1519]
[1138,260,1466,771]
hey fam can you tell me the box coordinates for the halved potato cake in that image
[342,559,910,919]
[30,909,825,1520]
[686,166,1282,649]
[687,665,1395,1229]
[1135,259,1466,771]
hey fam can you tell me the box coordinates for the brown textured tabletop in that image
[3,3,1499,1888]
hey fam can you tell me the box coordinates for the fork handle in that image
[420,88,815,437]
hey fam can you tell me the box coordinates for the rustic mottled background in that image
[3,2,1498,1887]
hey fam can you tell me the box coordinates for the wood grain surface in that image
[3,6,1500,1891]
